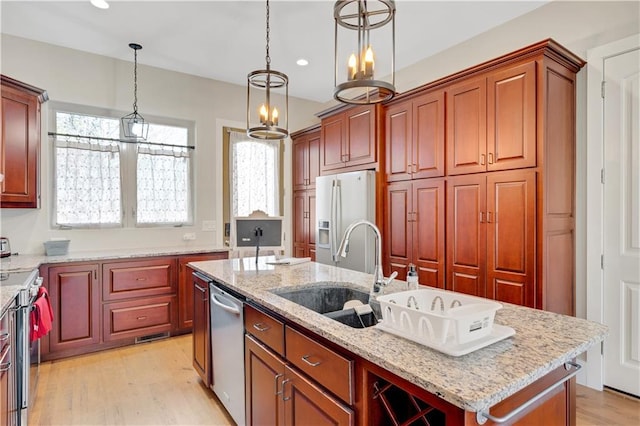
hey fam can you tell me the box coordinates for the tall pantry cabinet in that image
[383,39,584,315]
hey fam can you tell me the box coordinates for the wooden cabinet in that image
[191,268,211,387]
[382,40,581,315]
[320,105,378,173]
[244,306,354,426]
[385,178,445,288]
[385,90,445,182]
[102,296,173,342]
[292,189,316,260]
[178,252,228,331]
[1,75,47,208]
[47,263,101,353]
[293,128,320,191]
[447,170,536,306]
[446,61,536,176]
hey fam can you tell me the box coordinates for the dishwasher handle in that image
[211,292,242,315]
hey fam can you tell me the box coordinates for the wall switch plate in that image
[202,220,216,231]
[183,233,196,241]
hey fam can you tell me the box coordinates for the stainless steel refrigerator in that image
[315,170,376,273]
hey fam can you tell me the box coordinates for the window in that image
[223,128,283,241]
[52,105,193,228]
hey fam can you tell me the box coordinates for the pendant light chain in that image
[133,46,139,113]
[265,0,271,68]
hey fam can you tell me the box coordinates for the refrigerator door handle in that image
[330,179,337,262]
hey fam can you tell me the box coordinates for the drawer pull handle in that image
[274,373,284,396]
[253,323,270,332]
[136,277,147,281]
[0,361,10,372]
[476,362,581,425]
[488,152,494,164]
[137,316,147,321]
[301,354,321,367]
[194,284,207,293]
[0,332,9,342]
[480,154,486,165]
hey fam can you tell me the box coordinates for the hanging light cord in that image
[132,46,139,114]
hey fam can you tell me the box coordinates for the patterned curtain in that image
[230,130,280,217]
[136,145,191,224]
[55,138,122,225]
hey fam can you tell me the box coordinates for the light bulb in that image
[272,108,279,126]
[348,53,357,80]
[259,105,268,124]
[364,46,374,78]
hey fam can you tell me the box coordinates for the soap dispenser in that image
[406,263,419,290]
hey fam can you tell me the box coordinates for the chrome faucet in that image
[336,219,396,302]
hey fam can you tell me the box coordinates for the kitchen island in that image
[190,257,607,425]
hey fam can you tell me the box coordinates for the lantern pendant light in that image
[121,43,149,140]
[334,0,396,104]
[247,0,289,140]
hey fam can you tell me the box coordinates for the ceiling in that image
[0,0,548,103]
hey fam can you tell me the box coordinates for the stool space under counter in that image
[189,257,608,426]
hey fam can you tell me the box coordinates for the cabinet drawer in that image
[244,304,284,357]
[103,258,176,300]
[285,326,353,405]
[103,296,174,341]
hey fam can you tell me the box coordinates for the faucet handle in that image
[382,271,398,286]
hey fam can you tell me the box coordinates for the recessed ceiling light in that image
[296,59,309,66]
[90,0,109,9]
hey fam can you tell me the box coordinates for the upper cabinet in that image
[446,61,536,176]
[1,75,47,208]
[320,104,379,173]
[292,127,321,191]
[385,90,445,182]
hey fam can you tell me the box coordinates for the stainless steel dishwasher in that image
[209,282,245,426]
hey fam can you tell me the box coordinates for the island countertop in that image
[189,257,608,413]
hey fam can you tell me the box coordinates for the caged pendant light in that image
[247,0,289,140]
[334,0,396,104]
[121,43,149,140]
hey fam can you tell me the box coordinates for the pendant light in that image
[247,0,289,140]
[121,43,149,140]
[334,0,396,104]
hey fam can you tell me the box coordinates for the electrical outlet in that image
[202,220,216,231]
[182,233,196,241]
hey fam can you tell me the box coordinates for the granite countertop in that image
[0,246,229,313]
[189,257,608,413]
[0,269,39,316]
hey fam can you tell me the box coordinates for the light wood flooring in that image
[30,335,639,425]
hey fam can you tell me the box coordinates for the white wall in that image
[0,34,322,256]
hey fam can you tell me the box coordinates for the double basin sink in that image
[270,283,381,329]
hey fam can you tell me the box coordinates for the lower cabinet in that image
[102,296,174,341]
[191,268,211,387]
[46,263,101,354]
[245,334,354,426]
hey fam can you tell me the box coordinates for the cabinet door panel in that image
[48,264,100,351]
[413,178,445,288]
[293,192,307,246]
[385,181,412,278]
[446,78,487,175]
[446,175,486,297]
[293,138,308,191]
[321,115,345,172]
[487,61,536,171]
[307,133,320,188]
[245,335,285,426]
[413,91,445,179]
[284,365,354,426]
[1,87,39,207]
[487,170,535,306]
[345,105,376,166]
[385,102,412,182]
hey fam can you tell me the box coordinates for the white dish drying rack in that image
[375,288,515,356]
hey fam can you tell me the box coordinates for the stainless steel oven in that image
[14,269,42,426]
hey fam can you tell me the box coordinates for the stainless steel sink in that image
[270,283,380,328]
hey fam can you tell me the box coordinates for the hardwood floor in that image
[30,335,639,425]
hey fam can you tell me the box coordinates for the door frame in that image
[585,33,640,390]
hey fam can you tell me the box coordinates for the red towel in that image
[31,286,54,341]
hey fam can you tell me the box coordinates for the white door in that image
[603,46,640,397]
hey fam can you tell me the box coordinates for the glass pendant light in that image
[121,43,149,140]
[247,0,289,140]
[334,0,396,104]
